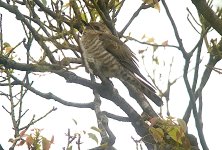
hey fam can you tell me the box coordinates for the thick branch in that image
[191,0,222,36]
[0,55,61,72]
[54,69,156,148]
[0,56,156,147]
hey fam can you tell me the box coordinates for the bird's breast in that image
[81,34,122,78]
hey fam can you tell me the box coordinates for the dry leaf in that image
[162,40,168,47]
[26,135,34,148]
[147,37,155,43]
[143,0,160,12]
[19,129,27,137]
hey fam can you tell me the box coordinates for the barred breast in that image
[81,32,122,78]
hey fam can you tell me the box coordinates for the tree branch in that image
[119,3,153,37]
[10,75,95,109]
[191,0,222,36]
[0,0,57,63]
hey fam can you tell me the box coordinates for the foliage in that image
[10,128,54,150]
[148,117,190,149]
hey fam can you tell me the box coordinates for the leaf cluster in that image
[148,117,191,150]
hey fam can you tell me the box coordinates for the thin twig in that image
[20,107,57,130]
[187,8,201,27]
[11,74,95,109]
[119,3,153,37]
[124,35,179,49]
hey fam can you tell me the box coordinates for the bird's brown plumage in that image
[80,22,163,106]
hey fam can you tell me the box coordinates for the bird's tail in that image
[119,71,163,107]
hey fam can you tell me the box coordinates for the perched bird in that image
[80,22,163,106]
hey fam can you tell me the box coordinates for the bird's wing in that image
[98,32,155,90]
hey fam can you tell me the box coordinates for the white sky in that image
[1,0,222,149]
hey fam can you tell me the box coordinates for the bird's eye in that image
[93,25,100,30]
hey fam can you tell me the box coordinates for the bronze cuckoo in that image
[80,22,163,106]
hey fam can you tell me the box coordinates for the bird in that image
[80,22,163,106]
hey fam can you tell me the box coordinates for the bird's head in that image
[82,21,112,34]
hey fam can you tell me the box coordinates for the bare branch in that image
[119,2,154,37]
[124,35,179,49]
[20,107,57,130]
[103,111,130,122]
[10,75,95,109]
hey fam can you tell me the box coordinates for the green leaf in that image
[3,42,11,47]
[67,146,72,150]
[177,118,187,133]
[149,127,164,143]
[167,126,184,144]
[153,44,158,52]
[114,0,121,10]
[72,118,78,125]
[100,143,109,149]
[91,126,102,133]
[88,132,99,144]
[91,9,99,20]
[153,57,159,65]
[80,12,87,22]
